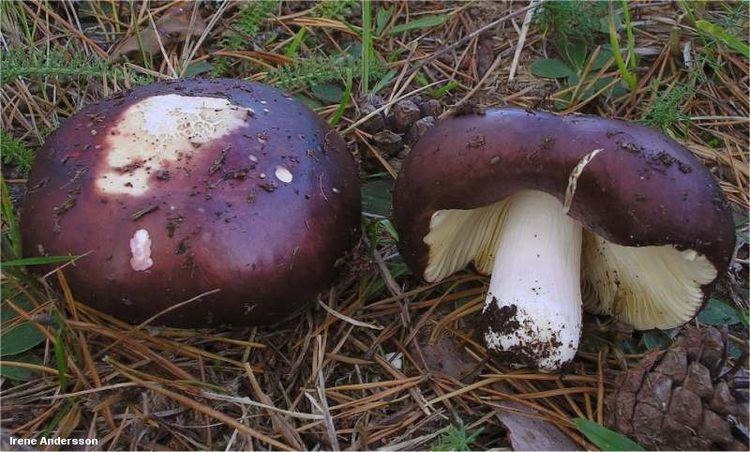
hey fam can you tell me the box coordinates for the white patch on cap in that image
[274,166,293,183]
[97,94,252,195]
[129,229,153,271]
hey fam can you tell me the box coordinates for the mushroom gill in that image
[421,188,719,370]
[581,232,717,330]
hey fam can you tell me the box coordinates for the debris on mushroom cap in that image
[274,165,293,183]
[393,108,735,370]
[129,229,154,271]
[20,79,361,328]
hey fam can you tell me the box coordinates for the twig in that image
[441,49,504,118]
[318,297,384,330]
[508,0,541,81]
[314,335,340,450]
[407,4,535,78]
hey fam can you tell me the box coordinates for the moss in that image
[1,131,34,177]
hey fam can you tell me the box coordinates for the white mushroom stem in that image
[482,190,582,371]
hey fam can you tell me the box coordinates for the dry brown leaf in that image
[495,401,578,451]
[416,333,478,380]
[110,6,206,61]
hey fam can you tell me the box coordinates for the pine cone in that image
[605,327,749,450]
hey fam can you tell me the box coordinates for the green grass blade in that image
[285,28,306,58]
[12,2,33,43]
[0,255,78,269]
[329,68,353,126]
[370,69,397,95]
[620,0,636,69]
[380,219,399,241]
[1,178,21,258]
[53,323,68,389]
[388,14,447,35]
[432,80,460,98]
[42,401,72,438]
[573,417,644,451]
[696,19,750,58]
[608,4,637,91]
[676,0,697,26]
[361,0,372,94]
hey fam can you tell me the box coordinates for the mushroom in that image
[393,108,735,370]
[21,79,360,327]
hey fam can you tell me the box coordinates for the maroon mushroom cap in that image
[394,108,735,332]
[21,79,360,327]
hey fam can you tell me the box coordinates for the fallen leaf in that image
[110,7,206,61]
[476,32,495,75]
[415,333,478,380]
[495,401,578,451]
[413,321,577,450]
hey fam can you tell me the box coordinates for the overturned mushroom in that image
[393,108,735,370]
[21,79,360,327]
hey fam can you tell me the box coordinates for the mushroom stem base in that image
[482,190,583,371]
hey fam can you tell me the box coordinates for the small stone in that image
[360,103,386,134]
[420,99,442,118]
[390,100,421,132]
[406,116,436,143]
[372,130,403,157]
